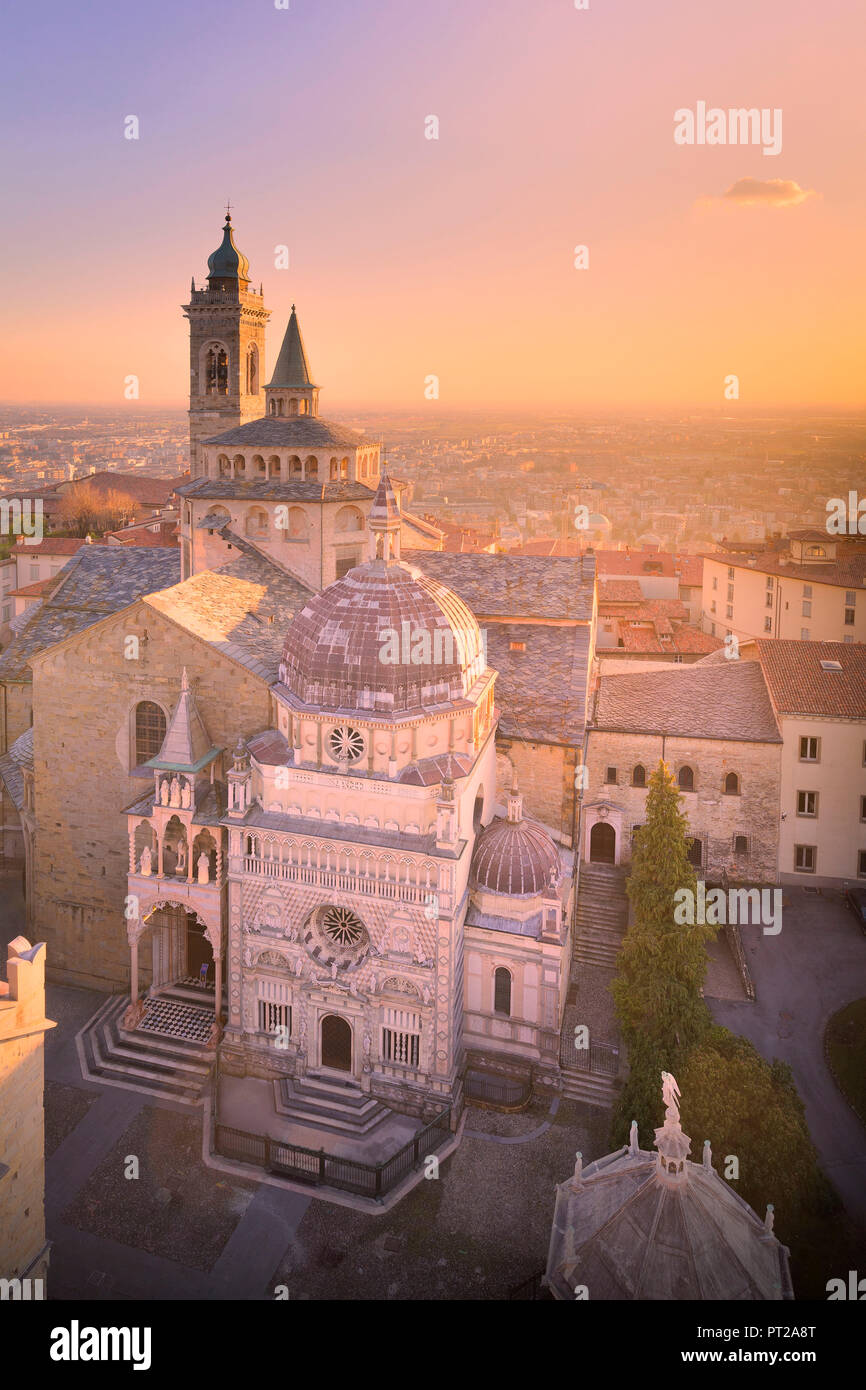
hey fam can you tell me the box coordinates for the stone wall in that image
[583,730,781,882]
[0,938,54,1286]
[30,603,271,989]
[495,737,578,847]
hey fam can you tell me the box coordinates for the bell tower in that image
[183,212,270,477]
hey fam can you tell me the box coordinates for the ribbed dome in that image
[471,789,560,896]
[279,559,486,714]
[207,214,250,284]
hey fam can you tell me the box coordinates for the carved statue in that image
[160,779,170,806]
[661,1071,681,1122]
[181,781,192,809]
[169,776,181,808]
[242,945,253,968]
[330,961,338,980]
[139,846,152,876]
[294,957,304,977]
[197,852,210,885]
[175,840,187,874]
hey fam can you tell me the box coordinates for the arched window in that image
[336,505,364,533]
[252,454,266,476]
[805,545,826,559]
[330,458,338,481]
[306,457,319,480]
[268,455,281,478]
[286,507,308,540]
[245,507,269,538]
[288,456,302,478]
[135,701,166,765]
[205,345,228,396]
[493,967,512,1017]
[632,764,646,787]
[246,344,258,395]
[678,765,694,792]
[289,399,298,416]
[724,772,740,795]
[233,454,245,477]
[217,454,231,476]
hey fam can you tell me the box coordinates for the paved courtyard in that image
[708,886,866,1228]
[41,981,608,1300]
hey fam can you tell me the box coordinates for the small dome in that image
[471,788,560,896]
[279,559,485,715]
[207,214,250,284]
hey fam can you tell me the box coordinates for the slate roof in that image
[486,622,591,743]
[202,416,369,449]
[143,532,314,682]
[465,904,544,938]
[592,662,781,742]
[0,727,34,811]
[547,1143,792,1301]
[267,307,316,388]
[280,559,485,715]
[0,546,181,683]
[175,476,375,503]
[406,550,596,621]
[470,805,560,896]
[757,640,866,719]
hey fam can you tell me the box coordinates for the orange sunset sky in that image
[1,0,864,410]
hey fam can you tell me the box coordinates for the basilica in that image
[0,215,594,1186]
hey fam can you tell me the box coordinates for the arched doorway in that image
[320,1014,352,1072]
[186,914,213,983]
[590,821,616,865]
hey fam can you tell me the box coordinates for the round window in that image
[322,906,365,948]
[329,725,364,763]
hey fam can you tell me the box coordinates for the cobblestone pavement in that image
[41,983,608,1301]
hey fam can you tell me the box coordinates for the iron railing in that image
[214,1105,451,1201]
[559,1035,619,1076]
[465,1069,532,1110]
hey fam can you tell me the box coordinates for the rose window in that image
[329,725,364,762]
[322,906,365,948]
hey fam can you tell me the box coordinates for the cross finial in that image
[225,200,233,220]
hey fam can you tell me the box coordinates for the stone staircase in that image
[76,989,217,1106]
[573,863,630,969]
[560,1067,620,1108]
[274,1073,393,1140]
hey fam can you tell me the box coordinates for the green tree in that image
[679,1026,833,1233]
[611,759,716,1143]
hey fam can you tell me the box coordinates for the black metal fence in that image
[559,1035,619,1075]
[464,1069,532,1110]
[214,1105,451,1201]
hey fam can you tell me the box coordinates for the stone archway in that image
[320,1014,352,1072]
[590,821,616,865]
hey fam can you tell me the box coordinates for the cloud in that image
[697,178,819,209]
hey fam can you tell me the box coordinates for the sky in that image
[1,0,864,410]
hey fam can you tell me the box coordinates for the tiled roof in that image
[486,622,591,743]
[598,579,644,603]
[11,537,96,555]
[143,533,314,682]
[757,640,866,718]
[592,662,781,742]
[59,471,188,502]
[406,550,595,621]
[470,807,560,896]
[204,416,369,449]
[595,549,679,578]
[175,477,375,503]
[676,555,704,586]
[616,622,722,656]
[702,546,866,588]
[505,538,586,557]
[0,547,181,683]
